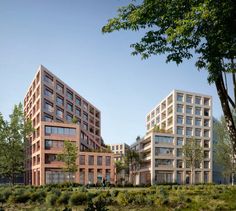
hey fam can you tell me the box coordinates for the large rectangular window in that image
[67,89,73,100]
[88,156,94,165]
[177,116,183,124]
[177,104,183,113]
[155,147,173,156]
[56,95,64,106]
[154,136,173,144]
[45,126,76,136]
[155,159,173,167]
[97,156,102,165]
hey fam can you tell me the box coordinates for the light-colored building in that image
[24,65,115,185]
[131,90,213,185]
[109,143,130,161]
[108,143,130,184]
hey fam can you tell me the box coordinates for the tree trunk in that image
[215,74,236,153]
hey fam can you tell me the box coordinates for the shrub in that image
[116,192,129,206]
[57,191,71,205]
[69,192,87,206]
[46,193,58,206]
[0,188,12,203]
[8,188,31,204]
[30,190,46,202]
[110,189,119,198]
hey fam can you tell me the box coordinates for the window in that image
[154,136,173,144]
[44,73,53,84]
[80,155,85,165]
[44,87,53,98]
[177,149,182,157]
[44,114,53,122]
[44,101,53,113]
[97,156,102,165]
[177,127,183,135]
[186,95,192,103]
[204,140,209,148]
[155,159,173,167]
[83,112,88,121]
[204,130,210,138]
[156,107,160,114]
[83,101,88,110]
[204,161,209,169]
[156,116,160,123]
[56,108,63,118]
[186,106,192,114]
[56,82,64,93]
[195,107,201,115]
[155,147,173,156]
[56,95,64,106]
[83,122,88,131]
[66,89,73,100]
[76,97,81,105]
[186,127,192,136]
[204,108,210,116]
[195,128,201,137]
[151,111,155,118]
[204,119,210,127]
[177,104,183,113]
[177,94,183,102]
[67,102,73,112]
[176,160,183,168]
[204,151,210,159]
[75,107,81,116]
[195,118,201,126]
[106,156,111,166]
[45,126,76,136]
[112,146,114,150]
[204,98,210,106]
[177,137,183,146]
[177,115,183,124]
[88,156,94,165]
[186,116,192,125]
[195,96,201,105]
[66,113,73,122]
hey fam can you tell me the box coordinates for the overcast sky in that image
[0,0,227,145]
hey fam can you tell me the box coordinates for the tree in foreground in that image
[124,149,141,184]
[0,103,33,185]
[115,160,125,184]
[57,140,78,183]
[102,0,236,154]
[214,115,236,185]
[182,138,204,184]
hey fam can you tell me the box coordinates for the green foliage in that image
[57,191,71,205]
[182,138,204,184]
[46,193,58,207]
[116,192,129,206]
[0,104,34,184]
[214,115,236,183]
[69,192,87,206]
[57,140,78,182]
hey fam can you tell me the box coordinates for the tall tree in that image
[124,149,141,184]
[182,138,204,184]
[102,0,236,153]
[57,140,78,183]
[214,116,236,185]
[0,104,33,185]
[115,160,125,184]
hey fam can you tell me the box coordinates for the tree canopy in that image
[102,0,236,152]
[0,103,33,184]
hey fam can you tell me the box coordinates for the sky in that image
[0,0,228,145]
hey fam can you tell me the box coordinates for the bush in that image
[69,192,87,206]
[0,188,12,203]
[46,193,58,206]
[30,190,46,203]
[7,188,31,203]
[116,192,129,206]
[57,191,71,205]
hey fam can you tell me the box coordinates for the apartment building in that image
[131,90,212,185]
[109,143,130,161]
[24,65,115,185]
[109,143,130,184]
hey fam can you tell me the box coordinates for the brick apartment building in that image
[24,65,115,185]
